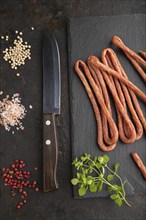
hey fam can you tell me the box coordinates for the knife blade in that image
[43,30,61,192]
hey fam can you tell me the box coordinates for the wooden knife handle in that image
[43,113,58,192]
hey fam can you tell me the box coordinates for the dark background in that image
[0,1,146,220]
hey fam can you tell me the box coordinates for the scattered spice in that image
[5,36,9,41]
[29,105,33,109]
[16,73,20,77]
[0,93,26,131]
[31,27,34,31]
[1,36,4,39]
[2,31,31,69]
[0,91,3,95]
[0,160,39,209]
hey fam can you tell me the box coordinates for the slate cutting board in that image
[68,15,146,198]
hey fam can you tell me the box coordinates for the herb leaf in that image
[103,155,109,163]
[98,182,103,192]
[78,187,86,196]
[89,182,97,192]
[114,163,120,172]
[107,174,114,182]
[110,194,120,200]
[71,178,79,185]
[114,198,123,207]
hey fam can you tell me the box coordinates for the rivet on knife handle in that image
[43,113,58,192]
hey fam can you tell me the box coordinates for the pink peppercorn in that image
[23,200,27,204]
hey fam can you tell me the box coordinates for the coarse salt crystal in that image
[0,93,26,131]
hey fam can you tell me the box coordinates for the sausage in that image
[112,36,146,82]
[139,51,146,60]
[88,56,137,143]
[101,48,144,141]
[75,60,118,151]
[88,55,146,102]
[131,152,146,180]
[88,63,116,145]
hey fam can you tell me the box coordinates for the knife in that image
[43,30,61,192]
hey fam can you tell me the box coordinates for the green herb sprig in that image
[71,153,131,207]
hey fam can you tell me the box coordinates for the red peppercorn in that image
[11,164,15,169]
[4,178,8,182]
[2,168,6,172]
[23,200,27,204]
[16,205,21,209]
[35,187,39,192]
[15,160,19,163]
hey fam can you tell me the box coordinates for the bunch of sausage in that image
[75,36,146,178]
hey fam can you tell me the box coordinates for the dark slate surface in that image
[68,14,146,198]
[0,1,146,220]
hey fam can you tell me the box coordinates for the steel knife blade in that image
[43,30,61,192]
